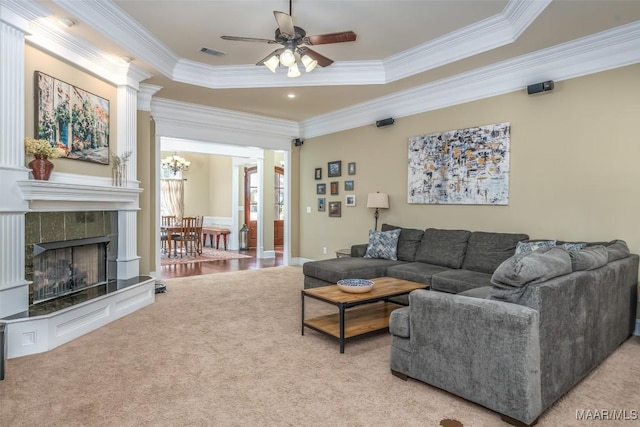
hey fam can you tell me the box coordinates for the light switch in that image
[306,206,311,213]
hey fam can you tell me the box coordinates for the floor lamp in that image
[366,192,389,231]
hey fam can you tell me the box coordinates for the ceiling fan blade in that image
[273,11,295,38]
[298,47,333,67]
[305,31,357,45]
[221,35,278,44]
[256,48,284,66]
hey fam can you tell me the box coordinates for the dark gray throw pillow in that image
[491,246,572,288]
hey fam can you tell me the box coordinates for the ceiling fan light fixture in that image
[280,49,296,67]
[301,54,318,72]
[287,63,301,78]
[264,55,280,73]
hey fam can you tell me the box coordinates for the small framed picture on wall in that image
[329,201,342,217]
[328,160,342,177]
[314,168,322,180]
[316,183,326,194]
[330,181,339,195]
[344,180,354,191]
[345,195,356,207]
[348,162,356,175]
[318,198,326,211]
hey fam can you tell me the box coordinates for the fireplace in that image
[32,237,109,304]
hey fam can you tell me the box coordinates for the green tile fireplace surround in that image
[24,211,117,305]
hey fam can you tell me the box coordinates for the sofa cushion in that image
[605,239,630,262]
[430,269,493,294]
[364,228,401,260]
[386,262,451,286]
[414,228,471,268]
[515,240,556,255]
[302,257,404,284]
[569,245,608,271]
[381,224,424,262]
[462,231,529,274]
[458,286,492,299]
[491,246,572,288]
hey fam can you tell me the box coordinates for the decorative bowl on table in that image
[337,279,375,293]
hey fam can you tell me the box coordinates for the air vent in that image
[200,47,226,56]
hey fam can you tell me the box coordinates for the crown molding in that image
[44,0,545,88]
[52,0,178,77]
[503,0,551,39]
[300,21,640,138]
[25,16,151,87]
[151,98,299,151]
[138,84,162,112]
[384,0,550,83]
[173,58,385,89]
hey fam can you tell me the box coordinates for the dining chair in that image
[195,215,204,255]
[175,216,199,257]
[160,215,176,254]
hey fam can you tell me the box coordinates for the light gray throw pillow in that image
[491,246,572,288]
[569,245,608,271]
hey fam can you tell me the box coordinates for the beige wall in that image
[209,155,233,217]
[299,64,640,260]
[25,45,117,177]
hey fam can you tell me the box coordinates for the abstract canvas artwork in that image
[408,122,510,205]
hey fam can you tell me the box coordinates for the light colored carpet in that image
[1,266,638,427]
[161,246,251,265]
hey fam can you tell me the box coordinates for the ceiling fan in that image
[220,0,357,77]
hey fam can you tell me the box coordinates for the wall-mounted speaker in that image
[293,138,303,146]
[527,80,554,95]
[376,117,395,127]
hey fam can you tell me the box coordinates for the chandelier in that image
[162,152,190,175]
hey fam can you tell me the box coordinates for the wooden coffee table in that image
[301,277,428,353]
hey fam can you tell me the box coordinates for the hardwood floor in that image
[158,247,285,279]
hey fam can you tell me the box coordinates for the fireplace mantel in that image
[17,172,142,211]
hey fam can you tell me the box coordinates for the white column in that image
[115,82,140,278]
[0,7,30,318]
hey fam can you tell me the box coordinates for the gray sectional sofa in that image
[302,224,639,426]
[303,224,529,293]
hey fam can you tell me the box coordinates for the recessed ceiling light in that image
[287,93,296,99]
[58,18,76,28]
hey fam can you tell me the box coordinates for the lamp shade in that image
[264,55,279,73]
[279,49,296,67]
[366,192,389,209]
[287,63,301,78]
[301,54,318,72]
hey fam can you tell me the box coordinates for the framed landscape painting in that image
[35,71,110,165]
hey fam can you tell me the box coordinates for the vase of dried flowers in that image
[24,137,67,180]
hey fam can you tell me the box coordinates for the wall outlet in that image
[322,247,327,254]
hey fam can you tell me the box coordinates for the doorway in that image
[244,165,284,249]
